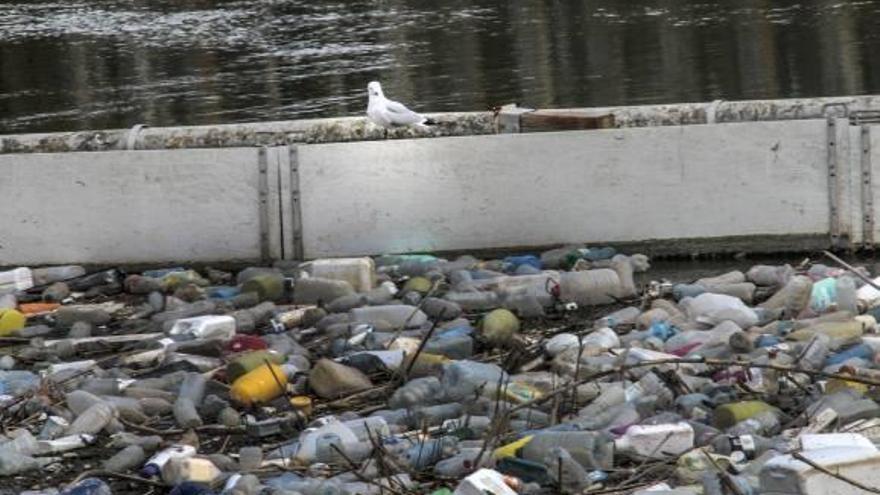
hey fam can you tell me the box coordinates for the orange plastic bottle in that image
[229,363,287,407]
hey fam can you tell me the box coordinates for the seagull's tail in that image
[422,117,438,126]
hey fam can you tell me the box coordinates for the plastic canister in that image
[713,401,777,429]
[760,445,880,494]
[230,363,288,407]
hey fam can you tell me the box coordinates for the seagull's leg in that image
[384,128,388,139]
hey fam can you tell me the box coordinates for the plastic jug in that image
[442,361,508,401]
[230,363,287,407]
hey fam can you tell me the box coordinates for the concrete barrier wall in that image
[0,148,286,265]
[1,119,878,265]
[295,120,838,258]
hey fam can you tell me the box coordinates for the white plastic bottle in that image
[614,422,695,459]
[141,444,197,477]
[168,315,236,341]
[0,267,33,292]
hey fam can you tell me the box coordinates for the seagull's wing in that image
[384,98,426,126]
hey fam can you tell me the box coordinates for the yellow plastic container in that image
[713,400,776,429]
[0,309,26,337]
[226,350,285,382]
[230,363,287,407]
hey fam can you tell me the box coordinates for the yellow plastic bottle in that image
[0,309,26,337]
[230,363,287,407]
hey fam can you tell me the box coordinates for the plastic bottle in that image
[142,444,198,477]
[174,372,207,428]
[544,447,591,494]
[443,291,501,311]
[521,430,613,470]
[0,267,33,292]
[294,418,360,464]
[350,305,428,329]
[168,316,236,341]
[103,444,146,472]
[759,275,813,317]
[414,403,464,427]
[614,422,695,459]
[58,477,112,495]
[388,376,446,409]
[442,361,508,401]
[825,343,875,367]
[230,363,287,407]
[293,277,355,305]
[68,402,116,435]
[595,306,641,329]
[835,276,858,314]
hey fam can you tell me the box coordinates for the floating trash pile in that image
[2,248,880,495]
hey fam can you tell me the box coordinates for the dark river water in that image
[1,0,879,134]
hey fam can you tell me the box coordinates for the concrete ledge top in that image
[1,94,879,154]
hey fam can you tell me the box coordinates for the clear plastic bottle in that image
[173,372,207,428]
[68,402,116,435]
[168,315,236,341]
[103,445,146,472]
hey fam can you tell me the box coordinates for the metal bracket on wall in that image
[863,125,875,248]
[826,117,842,248]
[288,145,304,260]
[257,147,271,262]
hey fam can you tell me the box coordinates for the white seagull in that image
[366,81,435,136]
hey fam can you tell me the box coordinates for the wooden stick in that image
[792,451,880,494]
[823,250,880,292]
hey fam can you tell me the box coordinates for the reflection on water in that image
[0,0,878,133]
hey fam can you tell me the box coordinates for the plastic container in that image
[713,401,776,429]
[226,350,286,382]
[301,258,375,292]
[559,269,621,306]
[162,457,223,486]
[168,315,236,341]
[454,468,518,495]
[614,422,695,459]
[682,293,758,328]
[142,444,197,478]
[294,418,360,464]
[0,267,33,292]
[241,273,285,302]
[760,444,880,495]
[0,309,26,337]
[59,477,112,495]
[229,363,287,407]
[544,447,591,493]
